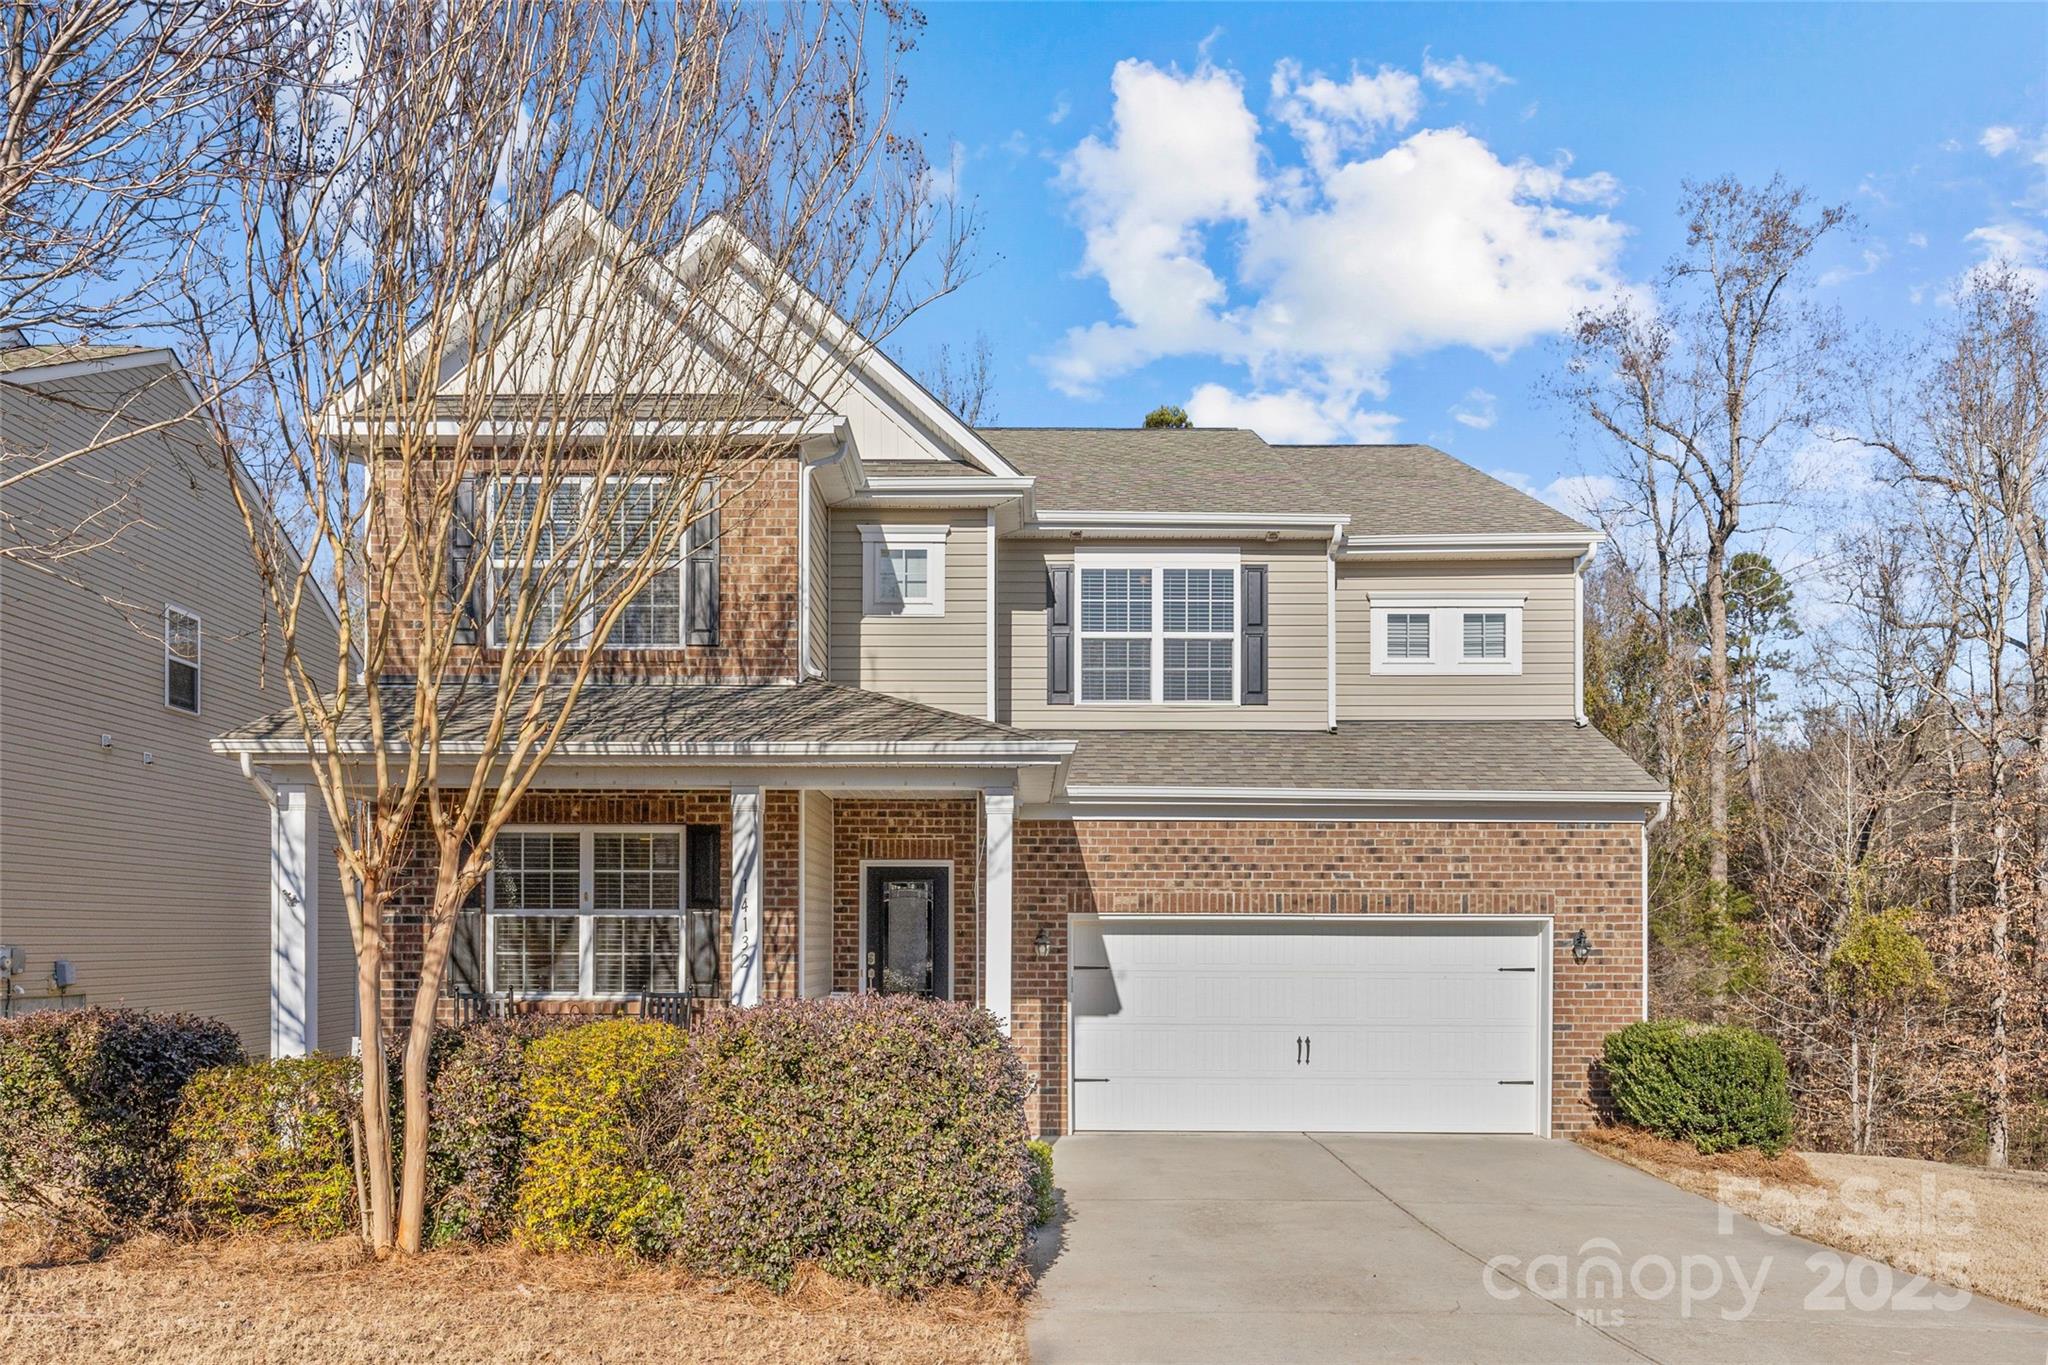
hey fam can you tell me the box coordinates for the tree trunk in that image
[1704,536,1732,888]
[394,881,466,1253]
[354,889,395,1253]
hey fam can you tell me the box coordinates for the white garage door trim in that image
[1068,914,1553,1137]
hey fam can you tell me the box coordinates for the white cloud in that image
[1450,388,1497,429]
[1269,59,1422,175]
[1981,125,2020,156]
[1906,231,1928,249]
[1048,96,1071,127]
[1491,468,1615,523]
[1819,245,1888,288]
[1044,58,1630,442]
[1967,221,2048,291]
[1422,54,1512,101]
[1186,382,1399,443]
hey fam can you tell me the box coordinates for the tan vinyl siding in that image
[1000,538,1329,730]
[799,791,833,997]
[804,470,829,675]
[1336,558,1578,720]
[827,509,988,714]
[0,364,350,1053]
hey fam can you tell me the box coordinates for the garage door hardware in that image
[1074,1077,1110,1083]
[1295,1036,1312,1064]
[1497,966,1536,972]
[1498,1080,1535,1085]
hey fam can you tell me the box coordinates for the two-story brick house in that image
[216,198,1663,1137]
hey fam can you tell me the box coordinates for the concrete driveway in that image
[1027,1134,2048,1364]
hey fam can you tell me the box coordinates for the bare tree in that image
[0,0,289,334]
[918,330,996,425]
[1567,177,1847,890]
[200,0,970,1254]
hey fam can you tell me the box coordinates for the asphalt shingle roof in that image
[973,426,1592,537]
[215,679,1059,754]
[1053,721,1660,795]
[0,343,153,375]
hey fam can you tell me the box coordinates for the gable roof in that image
[976,426,1592,538]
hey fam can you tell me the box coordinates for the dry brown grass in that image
[0,1229,1027,1364]
[1577,1127,2048,1316]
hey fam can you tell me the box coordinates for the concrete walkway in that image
[1026,1134,2048,1364]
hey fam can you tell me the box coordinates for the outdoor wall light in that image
[1034,926,1051,957]
[1570,929,1593,963]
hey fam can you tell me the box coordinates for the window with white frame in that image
[1369,596,1524,675]
[164,605,201,713]
[860,523,948,617]
[1078,552,1239,703]
[487,476,713,649]
[487,828,689,997]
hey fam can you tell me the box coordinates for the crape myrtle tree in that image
[199,0,971,1254]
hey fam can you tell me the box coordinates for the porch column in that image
[982,788,1014,1033]
[269,784,318,1057]
[730,785,764,1007]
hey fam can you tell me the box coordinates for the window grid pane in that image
[1163,637,1234,702]
[491,832,581,912]
[1463,612,1507,660]
[1387,613,1432,660]
[1080,637,1151,702]
[1163,568,1234,633]
[876,546,929,606]
[492,915,579,993]
[1080,568,1151,633]
[593,916,681,994]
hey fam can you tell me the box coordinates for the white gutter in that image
[1341,531,1603,559]
[1572,543,1596,726]
[212,737,1076,761]
[1060,783,1670,808]
[1039,510,1351,532]
[986,506,999,723]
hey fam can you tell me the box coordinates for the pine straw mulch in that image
[0,1227,1027,1364]
[1575,1125,2048,1316]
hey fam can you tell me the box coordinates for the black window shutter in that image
[1046,564,1074,705]
[449,476,483,645]
[685,503,720,647]
[1241,563,1268,705]
[684,824,721,997]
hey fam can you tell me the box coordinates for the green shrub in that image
[1603,1020,1794,1154]
[1027,1140,1055,1226]
[515,1019,690,1254]
[0,1009,245,1234]
[174,1055,358,1236]
[428,1019,555,1245]
[666,995,1034,1292]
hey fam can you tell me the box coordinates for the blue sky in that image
[884,3,2048,507]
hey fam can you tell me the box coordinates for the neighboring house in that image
[214,198,1663,1137]
[0,343,354,1054]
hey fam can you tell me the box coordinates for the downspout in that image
[1326,530,1341,732]
[239,751,280,807]
[1571,544,1595,727]
[797,436,849,680]
[1640,796,1669,1021]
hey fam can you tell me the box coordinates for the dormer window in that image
[861,523,949,617]
[1370,595,1524,675]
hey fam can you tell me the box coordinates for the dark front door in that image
[865,865,950,997]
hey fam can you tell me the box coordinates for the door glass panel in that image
[881,878,934,995]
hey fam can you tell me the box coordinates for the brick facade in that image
[378,791,1645,1143]
[370,454,800,682]
[1008,817,1645,1137]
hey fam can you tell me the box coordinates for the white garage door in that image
[1069,917,1547,1134]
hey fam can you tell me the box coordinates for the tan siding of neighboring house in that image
[827,508,988,714]
[804,469,830,676]
[0,363,353,1054]
[1336,558,1579,721]
[799,790,834,998]
[999,537,1329,730]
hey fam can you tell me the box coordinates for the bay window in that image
[1077,552,1239,704]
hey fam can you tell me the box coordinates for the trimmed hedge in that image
[515,1019,690,1254]
[666,995,1034,1292]
[428,1018,556,1245]
[1603,1020,1794,1154]
[0,1009,245,1233]
[175,1055,358,1236]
